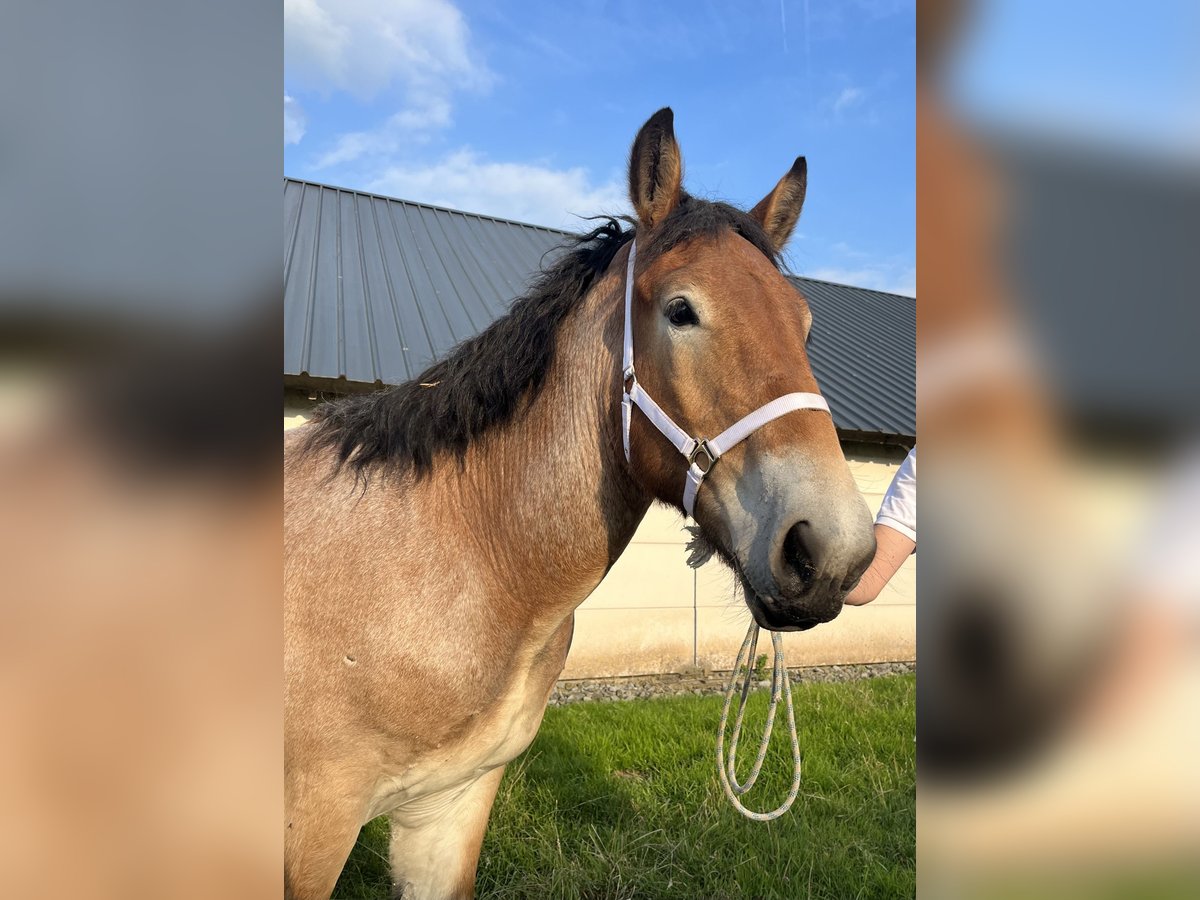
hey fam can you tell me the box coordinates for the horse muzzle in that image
[740,511,876,631]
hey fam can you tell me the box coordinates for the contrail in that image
[780,0,789,53]
[804,0,811,94]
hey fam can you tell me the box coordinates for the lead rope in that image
[716,620,803,821]
[686,529,803,822]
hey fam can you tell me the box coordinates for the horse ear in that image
[628,107,683,230]
[750,156,807,252]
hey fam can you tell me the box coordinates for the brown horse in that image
[284,108,875,899]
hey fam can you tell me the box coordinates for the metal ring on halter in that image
[688,439,716,475]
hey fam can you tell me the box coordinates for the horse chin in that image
[708,537,842,632]
[749,602,822,632]
[738,573,830,633]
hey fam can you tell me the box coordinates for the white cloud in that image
[807,264,916,297]
[284,95,306,145]
[366,149,628,230]
[833,86,864,114]
[285,0,487,98]
[285,0,349,85]
[830,240,871,259]
[285,0,489,153]
[313,96,452,168]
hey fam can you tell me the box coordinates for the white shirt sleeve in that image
[876,446,916,543]
[1132,442,1200,615]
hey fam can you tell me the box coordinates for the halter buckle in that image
[689,439,715,475]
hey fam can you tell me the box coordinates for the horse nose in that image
[781,520,875,593]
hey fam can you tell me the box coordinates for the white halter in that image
[621,238,832,518]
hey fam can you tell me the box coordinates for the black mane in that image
[302,194,779,481]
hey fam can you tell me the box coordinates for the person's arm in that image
[845,446,916,606]
[844,522,915,605]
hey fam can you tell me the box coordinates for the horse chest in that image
[369,618,571,820]
[461,618,573,768]
[473,676,555,766]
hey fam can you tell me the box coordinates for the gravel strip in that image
[549,661,914,705]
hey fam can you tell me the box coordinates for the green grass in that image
[335,674,915,899]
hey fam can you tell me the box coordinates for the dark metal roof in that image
[792,276,915,440]
[285,177,914,441]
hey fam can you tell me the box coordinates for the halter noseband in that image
[620,238,832,518]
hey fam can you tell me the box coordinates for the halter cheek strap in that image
[621,238,831,518]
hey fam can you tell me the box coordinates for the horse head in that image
[621,108,876,631]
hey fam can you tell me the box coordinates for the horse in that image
[284,108,876,899]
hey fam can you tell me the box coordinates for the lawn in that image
[335,674,915,899]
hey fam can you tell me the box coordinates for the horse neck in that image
[440,266,651,626]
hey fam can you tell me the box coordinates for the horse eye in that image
[665,297,699,327]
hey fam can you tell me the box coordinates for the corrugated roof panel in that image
[357,196,413,383]
[307,187,343,381]
[283,179,304,276]
[462,213,533,297]
[335,191,378,385]
[425,207,488,333]
[511,221,563,262]
[378,200,445,362]
[284,178,914,438]
[398,203,465,350]
[283,182,322,376]
[376,196,444,376]
[438,211,512,321]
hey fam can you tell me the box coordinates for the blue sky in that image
[947,0,1198,159]
[285,0,915,296]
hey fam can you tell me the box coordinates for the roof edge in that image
[284,176,578,235]
[789,274,916,302]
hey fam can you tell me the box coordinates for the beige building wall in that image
[285,398,914,678]
[284,395,317,431]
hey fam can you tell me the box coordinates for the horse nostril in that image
[782,522,816,590]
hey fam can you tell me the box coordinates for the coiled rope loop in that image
[716,620,802,821]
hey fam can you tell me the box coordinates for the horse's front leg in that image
[388,765,506,900]
[284,759,372,900]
